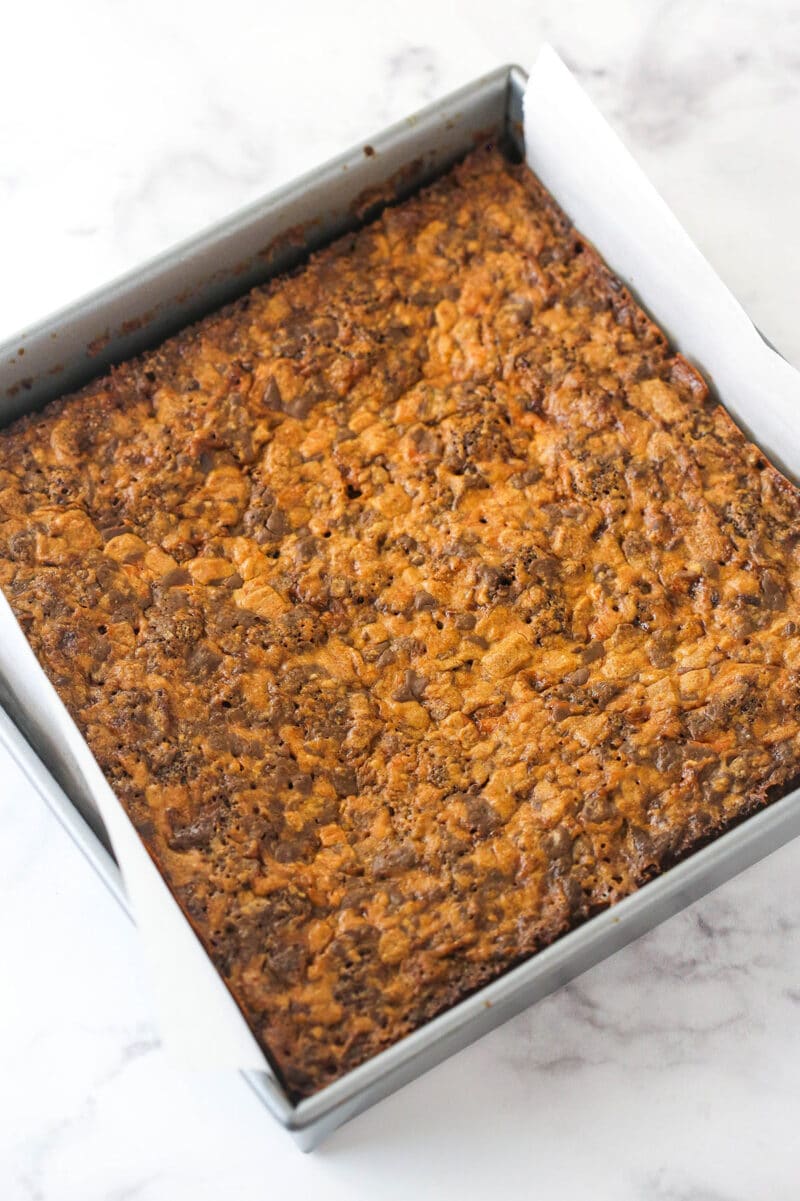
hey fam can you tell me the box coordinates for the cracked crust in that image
[1,147,799,1098]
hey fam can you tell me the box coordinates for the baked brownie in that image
[1,147,798,1099]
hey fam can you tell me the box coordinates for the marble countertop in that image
[2,1,800,1197]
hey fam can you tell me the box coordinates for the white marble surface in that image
[2,1,800,1197]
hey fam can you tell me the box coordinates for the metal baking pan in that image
[3,64,800,1151]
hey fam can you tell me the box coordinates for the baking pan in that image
[3,64,800,1151]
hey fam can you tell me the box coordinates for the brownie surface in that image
[1,147,799,1098]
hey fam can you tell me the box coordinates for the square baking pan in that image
[2,64,800,1151]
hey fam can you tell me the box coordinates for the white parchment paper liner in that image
[0,591,269,1070]
[2,45,799,1076]
[524,46,800,478]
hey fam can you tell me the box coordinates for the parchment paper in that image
[2,45,799,1075]
[524,45,800,479]
[0,591,270,1070]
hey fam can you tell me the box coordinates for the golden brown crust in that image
[1,147,799,1098]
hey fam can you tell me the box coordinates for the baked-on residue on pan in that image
[1,148,799,1098]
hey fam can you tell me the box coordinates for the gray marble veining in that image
[1,1,799,1197]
